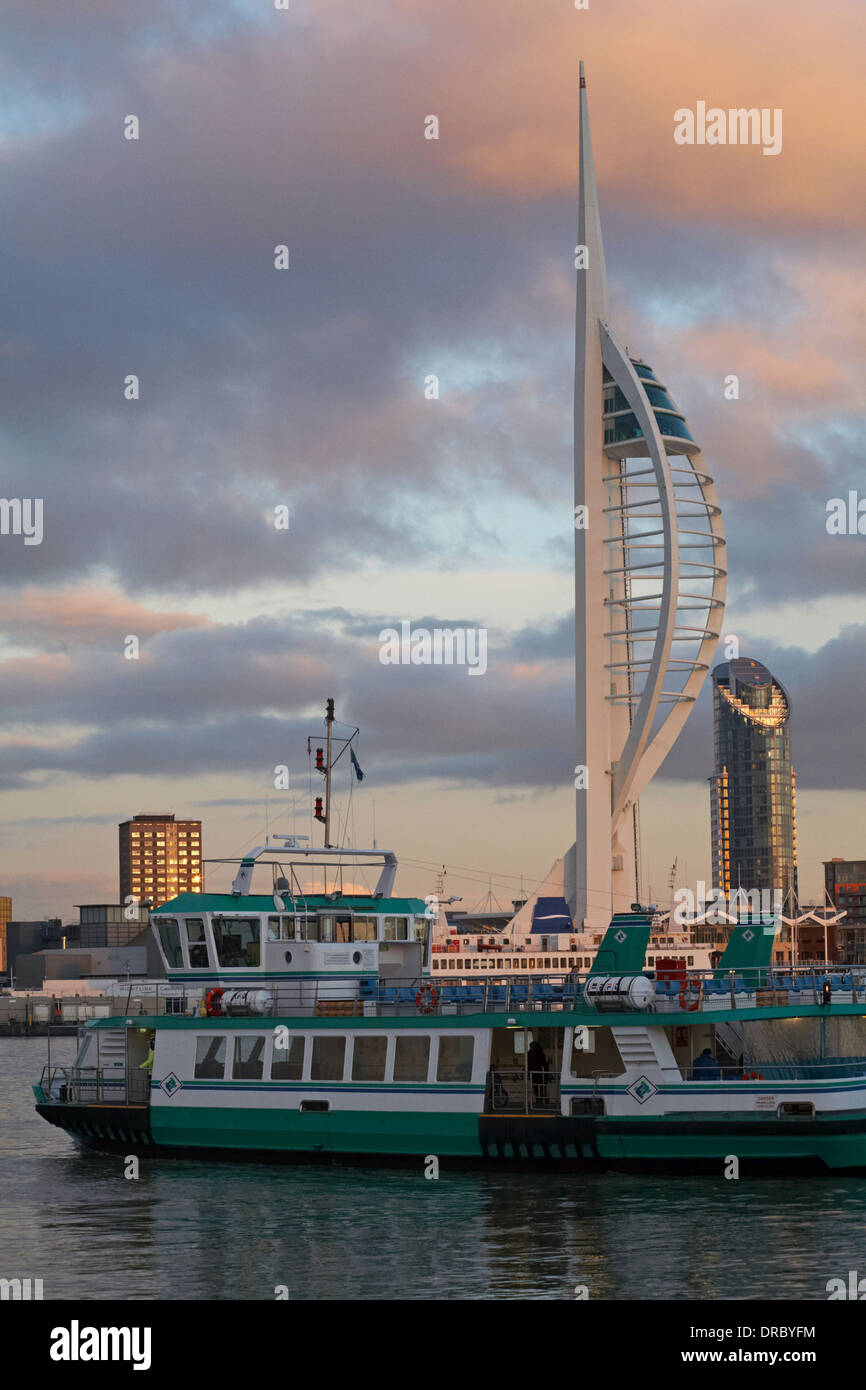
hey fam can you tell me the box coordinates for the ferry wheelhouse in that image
[33,844,866,1172]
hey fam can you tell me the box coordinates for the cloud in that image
[0,601,861,796]
[0,0,862,920]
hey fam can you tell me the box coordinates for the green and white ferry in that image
[33,841,866,1172]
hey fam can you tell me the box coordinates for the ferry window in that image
[311,1036,346,1081]
[335,917,352,943]
[384,916,409,941]
[271,1036,304,1080]
[267,916,281,942]
[294,916,310,941]
[194,1036,226,1079]
[352,1035,387,1081]
[157,918,183,969]
[393,1035,430,1082]
[233,1035,265,1080]
[437,1036,474,1083]
[184,918,209,968]
[414,919,429,943]
[318,916,334,943]
[353,917,377,942]
[212,917,261,968]
[281,916,296,941]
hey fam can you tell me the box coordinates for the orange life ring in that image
[205,988,225,1017]
[416,984,438,1015]
[678,979,704,1011]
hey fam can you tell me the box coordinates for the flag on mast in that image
[350,748,364,782]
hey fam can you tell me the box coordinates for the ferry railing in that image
[484,1068,560,1114]
[653,965,866,1013]
[260,966,866,1020]
[685,1060,866,1083]
[38,1065,148,1106]
[267,974,582,1017]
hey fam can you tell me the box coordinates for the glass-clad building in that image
[710,659,798,904]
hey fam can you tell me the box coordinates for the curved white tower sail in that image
[571,63,726,929]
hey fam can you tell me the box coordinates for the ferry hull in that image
[35,1100,866,1173]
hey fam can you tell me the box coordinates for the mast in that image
[324,697,335,849]
[574,60,626,928]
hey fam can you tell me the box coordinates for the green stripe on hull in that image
[593,1129,866,1169]
[152,1106,481,1157]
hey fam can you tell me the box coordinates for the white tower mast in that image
[571,63,727,929]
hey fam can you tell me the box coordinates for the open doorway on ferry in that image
[126,1027,154,1104]
[486,1027,563,1113]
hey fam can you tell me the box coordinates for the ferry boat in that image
[33,845,866,1172]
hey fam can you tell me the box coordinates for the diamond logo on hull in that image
[614,930,627,944]
[627,1076,657,1104]
[160,1073,182,1098]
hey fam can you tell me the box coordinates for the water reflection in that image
[2,1038,866,1300]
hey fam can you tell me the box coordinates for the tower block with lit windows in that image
[569,64,727,929]
[119,814,203,908]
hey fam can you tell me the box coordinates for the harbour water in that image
[2,1037,864,1301]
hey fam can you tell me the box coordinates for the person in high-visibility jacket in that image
[139,1035,155,1073]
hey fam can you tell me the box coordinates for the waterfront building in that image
[5,919,64,980]
[76,903,151,948]
[774,906,844,966]
[119,814,203,908]
[568,63,726,928]
[824,858,866,963]
[0,895,11,974]
[710,658,798,906]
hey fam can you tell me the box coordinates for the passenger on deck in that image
[528,1040,549,1104]
[690,1047,721,1081]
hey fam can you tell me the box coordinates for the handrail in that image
[484,1068,560,1113]
[206,965,866,1019]
[39,1064,150,1106]
[687,1060,866,1082]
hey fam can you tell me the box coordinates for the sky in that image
[1,0,864,921]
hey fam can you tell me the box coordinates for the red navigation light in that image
[314,797,325,823]
[315,747,324,770]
